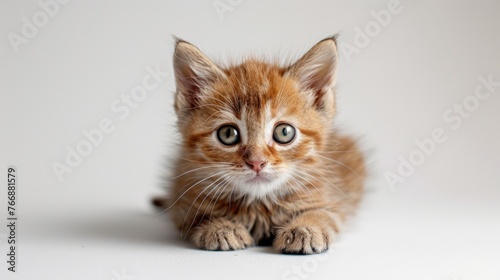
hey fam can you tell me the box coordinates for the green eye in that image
[217,125,240,146]
[273,123,296,144]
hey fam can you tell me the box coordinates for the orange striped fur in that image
[158,37,366,254]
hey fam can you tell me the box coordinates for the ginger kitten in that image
[157,36,366,254]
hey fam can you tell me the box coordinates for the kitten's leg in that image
[273,209,339,254]
[190,218,254,251]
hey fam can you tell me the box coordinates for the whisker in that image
[181,174,230,236]
[171,164,231,179]
[287,175,315,203]
[288,170,328,202]
[316,154,363,178]
[295,167,354,203]
[283,176,303,199]
[318,150,357,154]
[161,170,227,214]
[202,174,237,231]
[177,156,234,166]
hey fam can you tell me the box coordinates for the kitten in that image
[155,36,366,254]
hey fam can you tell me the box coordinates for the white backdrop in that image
[1,0,499,279]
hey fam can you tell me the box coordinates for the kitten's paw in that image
[191,219,254,251]
[274,225,334,254]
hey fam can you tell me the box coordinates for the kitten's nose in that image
[245,160,267,173]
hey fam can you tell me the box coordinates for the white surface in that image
[1,0,500,279]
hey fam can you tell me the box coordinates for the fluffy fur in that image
[155,36,366,254]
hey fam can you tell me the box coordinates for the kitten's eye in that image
[217,125,240,146]
[273,123,296,144]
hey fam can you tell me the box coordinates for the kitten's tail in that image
[151,195,170,209]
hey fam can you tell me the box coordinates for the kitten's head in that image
[173,37,338,201]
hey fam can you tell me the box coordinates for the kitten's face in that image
[173,39,338,200]
[180,63,326,199]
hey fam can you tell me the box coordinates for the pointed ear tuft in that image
[173,39,226,115]
[285,36,339,116]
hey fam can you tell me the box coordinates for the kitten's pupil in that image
[282,127,288,136]
[225,127,231,139]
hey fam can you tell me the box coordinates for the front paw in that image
[191,219,254,251]
[274,225,334,254]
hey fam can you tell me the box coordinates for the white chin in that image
[236,173,289,200]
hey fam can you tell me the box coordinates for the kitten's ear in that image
[173,39,226,114]
[285,36,339,116]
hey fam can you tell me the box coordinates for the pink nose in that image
[245,160,267,173]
